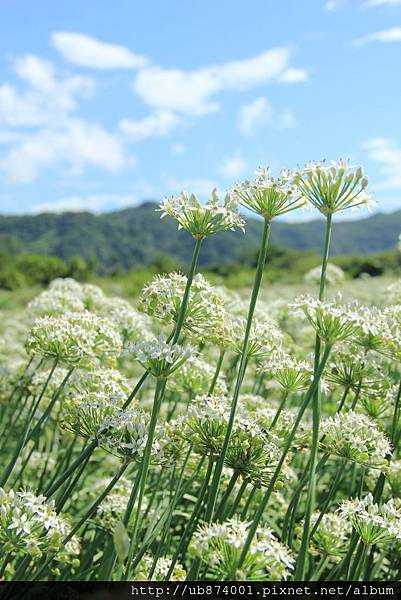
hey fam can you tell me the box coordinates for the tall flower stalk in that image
[200,169,305,541]
[294,160,372,579]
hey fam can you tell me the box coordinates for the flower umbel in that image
[128,336,196,378]
[339,493,401,545]
[190,518,294,580]
[232,168,305,221]
[294,160,373,216]
[159,189,245,239]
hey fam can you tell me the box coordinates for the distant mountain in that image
[0,202,400,273]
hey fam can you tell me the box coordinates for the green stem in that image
[295,213,332,580]
[208,349,225,395]
[372,380,401,505]
[214,471,239,521]
[241,486,256,520]
[270,389,289,430]
[55,449,92,511]
[204,218,271,524]
[148,447,193,579]
[337,386,350,412]
[44,440,98,498]
[27,462,128,582]
[28,366,74,442]
[310,461,343,539]
[311,554,329,581]
[0,359,59,488]
[166,457,214,580]
[237,345,332,570]
[172,238,203,344]
[122,370,149,410]
[227,479,248,519]
[123,377,167,580]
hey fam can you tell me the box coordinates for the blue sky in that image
[0,0,401,218]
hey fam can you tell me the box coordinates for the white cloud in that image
[280,110,295,128]
[119,110,179,141]
[239,97,273,135]
[171,143,186,154]
[278,68,308,83]
[0,131,26,144]
[361,0,401,7]
[52,32,148,69]
[353,27,401,45]
[32,193,137,213]
[324,0,346,11]
[238,97,294,135]
[219,154,248,179]
[1,119,130,184]
[363,137,401,189]
[133,47,307,116]
[0,55,93,127]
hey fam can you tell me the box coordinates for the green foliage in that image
[0,203,400,275]
[0,254,95,290]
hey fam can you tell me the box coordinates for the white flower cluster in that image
[138,272,226,341]
[69,367,130,397]
[232,168,304,221]
[291,295,358,345]
[190,517,294,580]
[0,488,80,565]
[351,305,391,353]
[339,493,401,546]
[159,188,245,239]
[321,411,391,469]
[227,317,283,360]
[61,389,126,440]
[129,336,196,378]
[382,305,401,361]
[135,553,186,581]
[258,348,313,392]
[61,368,130,440]
[28,279,152,347]
[97,407,155,461]
[307,512,351,559]
[385,279,401,305]
[185,395,281,487]
[26,311,122,368]
[294,160,373,216]
[304,263,345,287]
[101,297,153,345]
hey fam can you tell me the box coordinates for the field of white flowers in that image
[1,162,401,583]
